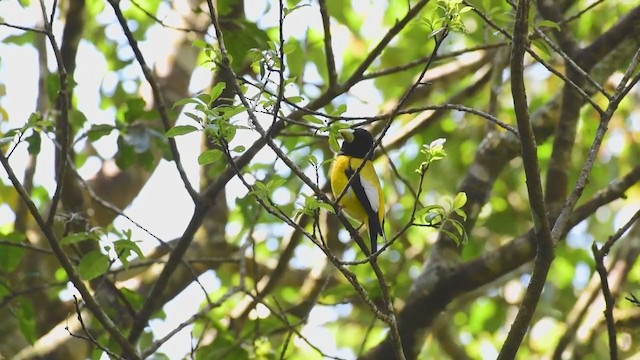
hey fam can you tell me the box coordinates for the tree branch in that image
[0,152,140,359]
[497,1,555,357]
[107,0,199,202]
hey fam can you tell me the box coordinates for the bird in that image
[330,128,385,254]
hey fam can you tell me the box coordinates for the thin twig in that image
[559,0,605,26]
[0,22,47,34]
[68,296,123,359]
[550,47,640,243]
[39,0,70,229]
[130,0,208,34]
[362,42,506,80]
[463,0,606,115]
[141,287,242,358]
[591,239,621,360]
[0,239,53,255]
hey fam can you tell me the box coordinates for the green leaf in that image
[61,232,91,245]
[209,82,227,103]
[318,202,336,214]
[114,239,144,269]
[78,250,110,280]
[196,333,249,360]
[254,181,267,191]
[454,208,467,221]
[231,145,245,153]
[339,128,354,142]
[536,20,561,31]
[302,115,324,125]
[198,149,223,165]
[120,287,146,311]
[4,31,36,46]
[173,97,206,109]
[16,299,37,344]
[284,4,310,18]
[193,38,209,49]
[307,154,318,165]
[450,219,465,236]
[45,74,59,103]
[0,232,25,272]
[26,112,43,126]
[69,109,88,129]
[223,20,270,72]
[331,104,348,116]
[284,38,304,77]
[267,178,286,190]
[219,105,246,120]
[287,96,304,104]
[25,131,41,155]
[165,125,199,138]
[124,98,146,124]
[87,124,116,142]
[453,192,467,209]
[441,229,461,245]
[531,39,552,58]
[329,133,340,153]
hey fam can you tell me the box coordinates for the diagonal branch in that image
[107,0,199,202]
[0,151,140,359]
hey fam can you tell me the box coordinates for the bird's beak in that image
[339,129,354,143]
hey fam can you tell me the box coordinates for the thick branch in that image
[498,1,554,357]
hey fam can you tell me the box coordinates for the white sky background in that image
[1,0,639,359]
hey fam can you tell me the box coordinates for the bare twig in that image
[38,0,70,228]
[130,0,208,34]
[463,0,606,115]
[362,42,506,80]
[550,47,640,243]
[318,0,338,87]
[68,296,123,359]
[588,209,640,360]
[0,22,47,34]
[0,239,53,255]
[591,245,618,360]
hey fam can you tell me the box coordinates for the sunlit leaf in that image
[78,250,110,280]
[198,149,223,165]
[165,125,199,138]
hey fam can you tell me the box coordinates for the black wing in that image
[345,166,382,253]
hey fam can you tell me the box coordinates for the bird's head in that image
[339,128,374,159]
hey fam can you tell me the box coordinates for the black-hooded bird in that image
[330,128,385,253]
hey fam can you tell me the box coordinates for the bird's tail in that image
[368,217,383,253]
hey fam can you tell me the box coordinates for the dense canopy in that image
[1,0,639,359]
